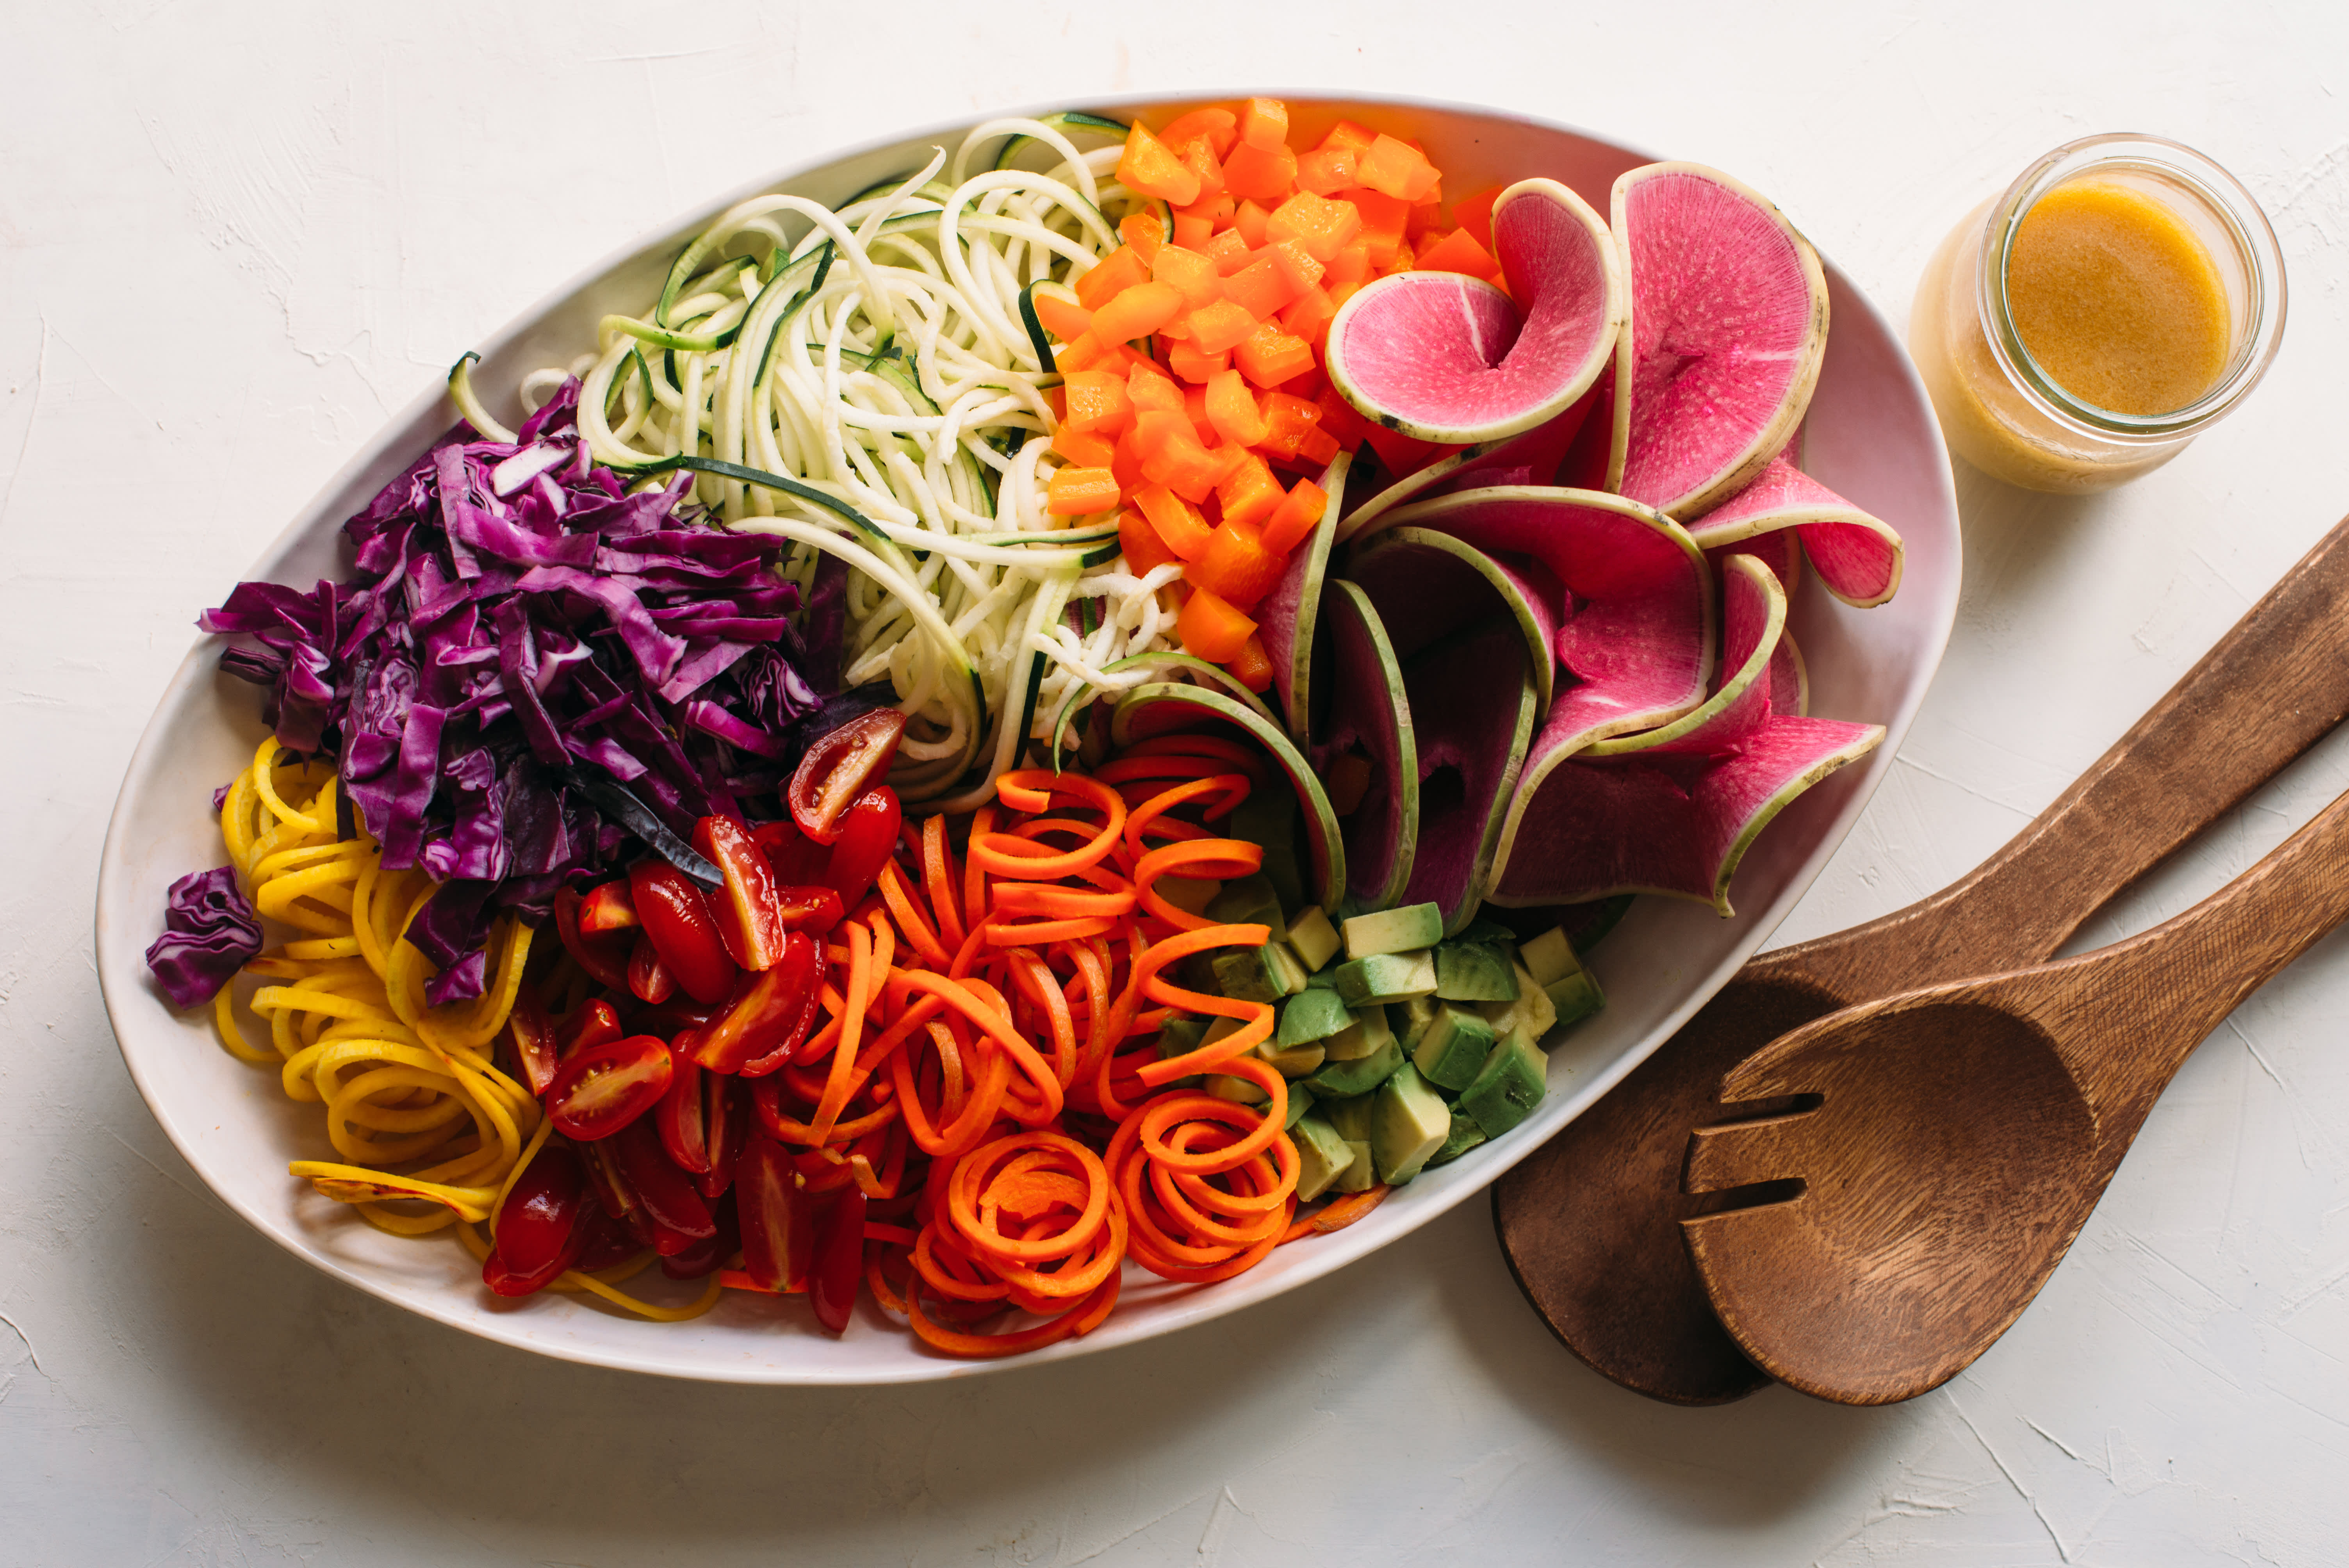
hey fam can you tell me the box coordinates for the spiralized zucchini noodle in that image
[516,114,1177,811]
[211,739,719,1320]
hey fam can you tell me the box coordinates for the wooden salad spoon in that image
[1681,768,2349,1404]
[1494,512,2349,1404]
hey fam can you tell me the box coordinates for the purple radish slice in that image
[1393,619,1540,935]
[1770,624,1809,717]
[1326,179,1622,446]
[1381,485,1715,765]
[1310,580,1417,913]
[1607,163,1829,519]
[1687,453,1905,608]
[1046,650,1280,761]
[1347,526,1561,712]
[1335,381,1601,547]
[1108,681,1346,913]
[1591,553,1784,758]
[1488,716,1884,916]
[1706,531,1803,600]
[1258,450,1351,742]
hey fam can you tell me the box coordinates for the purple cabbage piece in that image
[183,381,843,993]
[146,867,263,1008]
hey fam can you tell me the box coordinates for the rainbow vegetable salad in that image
[147,99,1905,1357]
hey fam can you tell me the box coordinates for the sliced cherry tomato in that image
[657,1042,710,1175]
[809,1184,868,1335]
[736,1134,815,1293]
[569,1201,641,1273]
[694,814,789,971]
[622,997,716,1038]
[545,1035,674,1140]
[482,1144,588,1297]
[752,818,829,885]
[627,859,740,1005]
[577,879,640,935]
[693,931,822,1073]
[823,787,902,912]
[774,884,845,935]
[504,989,560,1098]
[697,1073,744,1202]
[627,929,676,1005]
[661,1199,738,1281]
[788,709,907,845]
[613,1118,715,1249]
[554,998,623,1061]
[552,884,630,992]
[740,975,824,1079]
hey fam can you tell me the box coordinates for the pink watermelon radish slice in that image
[1347,526,1562,712]
[1686,453,1905,607]
[1706,530,1803,600]
[1608,163,1829,519]
[1487,716,1884,916]
[1108,681,1346,913]
[1046,651,1279,761]
[1335,380,1604,547]
[1256,451,1351,741]
[1311,580,1417,912]
[1770,624,1809,717]
[1381,486,1715,765]
[1590,553,1784,758]
[1325,179,1622,447]
[1393,620,1540,935]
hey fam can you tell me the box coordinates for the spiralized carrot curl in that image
[1123,775,1262,862]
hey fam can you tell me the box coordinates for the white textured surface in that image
[4,1,2346,1562]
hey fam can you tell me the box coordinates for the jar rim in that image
[1974,132,2287,443]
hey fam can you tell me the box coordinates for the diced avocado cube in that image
[1335,1138,1377,1192]
[1461,1029,1549,1137]
[1283,1083,1316,1130]
[1371,1062,1452,1185]
[1340,902,1445,960]
[1333,948,1438,1007]
[1476,960,1556,1042]
[1153,875,1221,918]
[1426,1105,1488,1169]
[1257,1038,1326,1078]
[1322,1093,1373,1141]
[1305,1035,1403,1097]
[1453,915,1517,945]
[1286,905,1342,972]
[1544,968,1605,1028]
[1395,993,1443,1051]
[1304,968,1337,991]
[1320,1003,1393,1061]
[1290,1114,1358,1202]
[1411,1004,1499,1092]
[1212,940,1308,1003]
[1207,872,1288,943]
[1517,925,1582,989]
[1155,1016,1206,1085]
[1277,987,1354,1048]
[1228,788,1305,918]
[1205,1072,1268,1105]
[1434,939,1519,1002]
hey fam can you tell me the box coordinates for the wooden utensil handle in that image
[1763,514,2349,1003]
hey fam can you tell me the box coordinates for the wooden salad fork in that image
[1681,771,2349,1404]
[1495,512,2349,1403]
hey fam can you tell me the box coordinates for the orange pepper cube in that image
[1225,631,1276,693]
[1194,515,1285,608]
[1223,141,1297,205]
[1204,370,1270,447]
[1413,226,1503,283]
[1203,230,1254,276]
[1255,392,1323,460]
[1053,332,1117,374]
[1116,123,1201,207]
[1090,280,1185,345]
[1075,246,1150,310]
[1133,482,1215,562]
[1166,339,1230,384]
[1151,246,1224,311]
[1347,187,1411,267]
[1260,479,1329,554]
[1185,298,1262,357]
[1220,255,1307,323]
[1234,323,1316,389]
[1034,292,1094,343]
[1232,200,1272,250]
[1161,107,1239,159]
[1358,134,1440,202]
[1118,505,1184,575]
[1177,585,1256,664]
[1118,211,1167,265]
[1319,120,1379,157]
[1237,98,1289,153]
[1126,363,1186,415]
[1296,147,1358,197]
[1063,372,1134,435]
[1047,465,1121,517]
[1265,192,1364,265]
[1216,451,1285,531]
[1052,425,1118,468]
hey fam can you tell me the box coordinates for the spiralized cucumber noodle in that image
[513,115,1182,810]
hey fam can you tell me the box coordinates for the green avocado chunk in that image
[1286,905,1342,972]
[1290,1114,1358,1202]
[1340,902,1445,959]
[1461,1029,1549,1137]
[1335,1138,1377,1192]
[1476,959,1555,1042]
[1545,969,1605,1029]
[1228,788,1306,919]
[1305,1035,1403,1098]
[1371,1062,1452,1185]
[1434,939,1519,1002]
[1212,939,1309,1003]
[1411,1004,1499,1092]
[1333,949,1438,1007]
[1283,1082,1317,1130]
[1322,1093,1373,1141]
[1426,1105,1488,1169]
[1277,987,1355,1048]
[1320,1002,1393,1062]
[1208,872,1289,942]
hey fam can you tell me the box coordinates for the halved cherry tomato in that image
[694,814,788,971]
[627,930,676,1005]
[622,997,716,1039]
[504,989,560,1097]
[809,1183,868,1335]
[554,998,623,1061]
[482,1144,588,1297]
[661,1199,738,1281]
[752,818,829,885]
[740,978,824,1078]
[693,931,821,1073]
[546,1034,674,1140]
[579,1139,655,1247]
[552,884,630,992]
[569,1202,640,1272]
[577,879,640,935]
[824,787,903,912]
[788,709,907,845]
[627,860,740,1005]
[657,1042,710,1175]
[736,1134,815,1292]
[774,884,845,934]
[697,1074,744,1202]
[612,1118,715,1249]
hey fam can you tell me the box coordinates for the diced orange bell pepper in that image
[1314,385,1372,452]
[1356,134,1440,202]
[1279,284,1338,352]
[1225,632,1276,694]
[1319,120,1379,157]
[1220,254,1307,322]
[1215,452,1286,532]
[1177,585,1255,663]
[1111,429,1147,495]
[1260,478,1329,554]
[1236,98,1288,153]
[1151,246,1224,312]
[1185,298,1262,357]
[1075,246,1150,310]
[1091,280,1185,344]
[1171,210,1215,252]
[1203,229,1253,276]
[1413,226,1502,283]
[1296,147,1357,197]
[1127,363,1186,415]
[1047,465,1121,517]
[1132,483,1215,562]
[1361,423,1445,479]
[1203,370,1269,448]
[1192,515,1285,608]
[1034,292,1093,343]
[1063,371,1135,435]
[1451,185,1504,251]
[1265,192,1364,264]
[1296,425,1342,466]
[1117,123,1201,207]
[1223,141,1297,205]
[1255,392,1323,461]
[1161,107,1239,160]
[1266,238,1326,294]
[1326,244,1372,287]
[1234,323,1316,388]
[1347,187,1410,268]
[1380,240,1418,276]
[1119,211,1166,265]
[1132,411,1235,504]
[1177,140,1226,204]
[1052,425,1118,468]
[1166,337,1229,384]
[1054,333,1117,374]
[1231,200,1271,249]
[1181,385,1221,448]
[1118,505,1184,575]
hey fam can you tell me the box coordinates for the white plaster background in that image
[5,1,2347,1562]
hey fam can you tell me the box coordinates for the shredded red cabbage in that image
[146,867,264,1008]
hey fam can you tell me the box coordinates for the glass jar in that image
[1909,134,2285,492]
